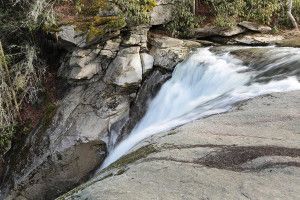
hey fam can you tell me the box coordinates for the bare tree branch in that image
[287,0,299,30]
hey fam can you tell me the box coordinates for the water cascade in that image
[101,47,300,169]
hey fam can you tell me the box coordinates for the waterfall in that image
[100,47,300,170]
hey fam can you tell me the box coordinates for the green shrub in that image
[0,125,15,155]
[276,0,300,28]
[112,0,157,26]
[165,0,201,38]
[205,0,299,28]
[0,1,51,155]
[243,0,281,25]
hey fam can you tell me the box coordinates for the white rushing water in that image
[100,47,300,169]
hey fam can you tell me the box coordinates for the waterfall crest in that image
[100,47,300,169]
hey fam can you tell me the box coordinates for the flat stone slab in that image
[239,21,272,33]
[194,26,246,38]
[234,34,284,45]
[60,91,300,200]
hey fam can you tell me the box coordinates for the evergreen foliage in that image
[165,0,201,38]
[205,0,300,28]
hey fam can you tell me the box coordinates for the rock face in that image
[234,34,284,45]
[59,91,300,200]
[59,49,101,80]
[1,21,189,199]
[104,47,143,87]
[0,81,131,200]
[57,26,87,49]
[140,53,154,75]
[149,34,202,70]
[194,26,246,38]
[239,21,272,33]
[122,26,149,49]
[150,0,174,25]
[119,70,171,141]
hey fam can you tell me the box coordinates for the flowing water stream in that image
[100,47,300,169]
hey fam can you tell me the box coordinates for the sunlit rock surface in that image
[59,91,300,200]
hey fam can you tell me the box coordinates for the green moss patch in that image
[53,0,157,41]
[107,144,158,170]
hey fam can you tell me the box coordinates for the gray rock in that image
[0,82,130,200]
[57,26,86,49]
[123,26,150,49]
[140,53,154,74]
[59,91,300,200]
[100,38,121,58]
[239,21,272,33]
[59,49,101,80]
[149,34,202,70]
[104,47,143,87]
[150,0,174,25]
[119,70,171,141]
[234,34,284,45]
[194,25,246,38]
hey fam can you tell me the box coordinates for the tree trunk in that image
[192,0,196,15]
[287,0,299,30]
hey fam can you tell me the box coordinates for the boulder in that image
[149,34,202,70]
[150,0,174,25]
[234,34,284,46]
[122,26,150,49]
[104,47,143,87]
[194,25,246,38]
[59,91,300,200]
[57,25,86,49]
[140,53,154,75]
[239,21,272,33]
[0,82,130,200]
[59,49,101,80]
[100,38,121,59]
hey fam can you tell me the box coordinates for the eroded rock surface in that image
[57,26,87,49]
[104,46,143,87]
[150,0,174,25]
[194,25,246,38]
[149,34,202,70]
[0,81,131,200]
[234,34,284,45]
[238,21,272,33]
[59,49,101,80]
[1,29,187,200]
[60,91,300,200]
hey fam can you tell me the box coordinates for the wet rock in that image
[59,91,300,200]
[0,82,130,200]
[120,70,171,141]
[104,46,143,87]
[194,25,246,38]
[149,34,202,70]
[239,21,272,33]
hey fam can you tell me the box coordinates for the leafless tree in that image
[287,0,299,30]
